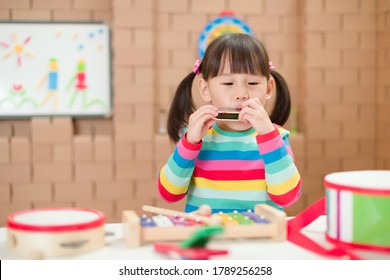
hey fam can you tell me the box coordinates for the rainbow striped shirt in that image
[158,123,302,213]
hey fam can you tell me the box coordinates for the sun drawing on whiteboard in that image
[0,32,34,66]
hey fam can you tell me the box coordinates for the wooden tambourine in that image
[7,208,105,259]
[325,170,390,251]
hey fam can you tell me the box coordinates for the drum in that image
[325,170,390,251]
[7,208,105,259]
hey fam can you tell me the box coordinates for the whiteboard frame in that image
[0,21,113,118]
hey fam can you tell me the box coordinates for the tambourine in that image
[7,208,105,259]
[325,170,390,251]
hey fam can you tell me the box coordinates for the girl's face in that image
[198,60,274,132]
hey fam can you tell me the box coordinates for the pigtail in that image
[167,72,197,143]
[269,70,291,126]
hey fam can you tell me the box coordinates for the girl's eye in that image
[248,82,259,85]
[222,82,233,86]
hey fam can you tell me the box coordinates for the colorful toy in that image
[153,226,228,260]
[154,226,228,260]
[325,170,390,251]
[154,242,228,260]
[122,204,286,247]
[197,11,253,59]
[180,226,224,248]
[6,208,105,259]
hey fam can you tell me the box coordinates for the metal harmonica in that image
[214,109,240,121]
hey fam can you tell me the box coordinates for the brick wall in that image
[303,0,378,207]
[0,0,387,226]
[377,0,390,169]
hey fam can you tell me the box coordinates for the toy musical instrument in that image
[122,204,286,247]
[6,208,105,259]
[325,170,390,251]
[214,108,240,121]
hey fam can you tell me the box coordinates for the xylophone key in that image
[214,212,239,225]
[168,215,189,226]
[152,215,174,228]
[241,210,270,224]
[143,205,220,226]
[187,218,207,226]
[168,216,205,226]
[140,215,156,227]
[227,211,254,225]
[168,215,204,226]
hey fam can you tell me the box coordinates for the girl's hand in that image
[186,105,218,144]
[239,98,275,135]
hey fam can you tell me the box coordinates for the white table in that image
[0,216,389,260]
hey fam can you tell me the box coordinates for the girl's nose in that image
[235,90,249,100]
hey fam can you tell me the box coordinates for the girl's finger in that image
[190,106,218,120]
[238,106,257,121]
[243,99,262,111]
[204,119,216,129]
[196,113,217,125]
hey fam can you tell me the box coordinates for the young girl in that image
[158,33,301,213]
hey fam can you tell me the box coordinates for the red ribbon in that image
[287,197,363,260]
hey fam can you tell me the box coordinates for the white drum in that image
[325,170,390,251]
[7,208,105,259]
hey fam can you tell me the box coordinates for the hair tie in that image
[269,61,276,71]
[193,59,201,75]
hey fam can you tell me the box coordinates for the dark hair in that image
[167,33,291,142]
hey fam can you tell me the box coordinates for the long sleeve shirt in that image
[158,123,302,213]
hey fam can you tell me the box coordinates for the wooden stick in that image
[142,205,221,226]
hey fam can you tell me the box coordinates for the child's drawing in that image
[0,22,111,117]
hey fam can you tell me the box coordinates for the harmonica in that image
[214,109,240,121]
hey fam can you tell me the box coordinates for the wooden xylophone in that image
[122,204,286,247]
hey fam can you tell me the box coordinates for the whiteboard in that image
[0,22,112,117]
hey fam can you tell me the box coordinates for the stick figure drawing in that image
[66,59,106,109]
[36,58,60,110]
